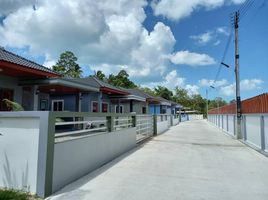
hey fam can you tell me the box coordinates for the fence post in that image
[106,115,114,132]
[261,115,265,150]
[170,114,173,126]
[131,115,137,128]
[36,112,55,198]
[153,115,157,136]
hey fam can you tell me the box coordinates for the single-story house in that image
[1,48,183,115]
[0,47,59,111]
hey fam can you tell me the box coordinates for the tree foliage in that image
[141,87,155,96]
[108,70,137,88]
[95,70,106,80]
[53,51,82,78]
[208,97,227,110]
[154,86,173,100]
[2,99,24,111]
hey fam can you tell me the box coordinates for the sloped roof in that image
[72,76,129,94]
[0,47,58,75]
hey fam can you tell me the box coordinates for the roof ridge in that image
[0,48,58,74]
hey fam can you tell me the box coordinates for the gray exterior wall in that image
[49,94,77,111]
[0,74,23,105]
[110,100,147,114]
[133,101,148,114]
[81,92,111,112]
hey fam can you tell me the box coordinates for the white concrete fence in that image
[0,111,190,198]
[208,114,268,153]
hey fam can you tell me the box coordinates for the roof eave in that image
[19,78,99,92]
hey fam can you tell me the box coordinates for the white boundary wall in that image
[0,117,40,192]
[0,112,51,197]
[208,114,268,153]
[52,128,136,192]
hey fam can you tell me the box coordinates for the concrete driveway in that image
[48,120,268,200]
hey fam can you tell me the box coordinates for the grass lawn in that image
[0,189,42,200]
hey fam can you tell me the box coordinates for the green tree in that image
[173,87,191,107]
[141,87,155,96]
[154,86,173,100]
[108,70,137,88]
[191,94,206,114]
[95,70,106,80]
[53,51,82,78]
[208,97,227,110]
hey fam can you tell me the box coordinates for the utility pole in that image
[206,89,208,119]
[234,11,242,139]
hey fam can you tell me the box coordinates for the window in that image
[160,105,166,114]
[52,100,64,111]
[142,107,147,114]
[102,102,109,113]
[115,105,123,113]
[91,101,99,112]
[0,88,14,111]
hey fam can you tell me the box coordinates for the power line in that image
[210,28,233,89]
[210,0,256,90]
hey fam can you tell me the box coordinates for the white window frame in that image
[91,101,99,112]
[102,102,109,113]
[51,100,64,111]
[115,105,124,113]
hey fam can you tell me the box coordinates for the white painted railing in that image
[136,115,154,142]
[208,114,268,154]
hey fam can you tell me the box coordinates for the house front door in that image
[0,88,14,111]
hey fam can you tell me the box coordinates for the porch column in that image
[33,85,39,110]
[98,92,102,113]
[78,92,82,112]
[130,100,133,112]
[117,99,120,113]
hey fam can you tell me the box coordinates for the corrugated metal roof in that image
[0,48,58,75]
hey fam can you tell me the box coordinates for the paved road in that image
[48,120,268,200]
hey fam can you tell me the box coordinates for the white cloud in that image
[0,0,35,16]
[199,78,228,87]
[216,26,230,36]
[170,51,216,66]
[142,70,185,90]
[190,31,213,45]
[220,79,264,96]
[152,0,225,21]
[190,26,229,45]
[185,84,199,95]
[143,70,200,95]
[0,0,176,82]
[152,0,246,21]
[213,40,221,46]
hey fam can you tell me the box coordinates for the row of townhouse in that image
[0,48,182,114]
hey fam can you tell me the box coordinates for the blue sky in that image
[0,0,267,102]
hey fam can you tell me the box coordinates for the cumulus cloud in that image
[198,78,228,87]
[190,26,230,45]
[170,51,216,66]
[143,70,185,90]
[0,0,35,16]
[0,0,182,83]
[152,0,246,21]
[144,70,200,95]
[220,79,264,96]
[216,26,230,36]
[185,84,199,95]
[190,31,213,45]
